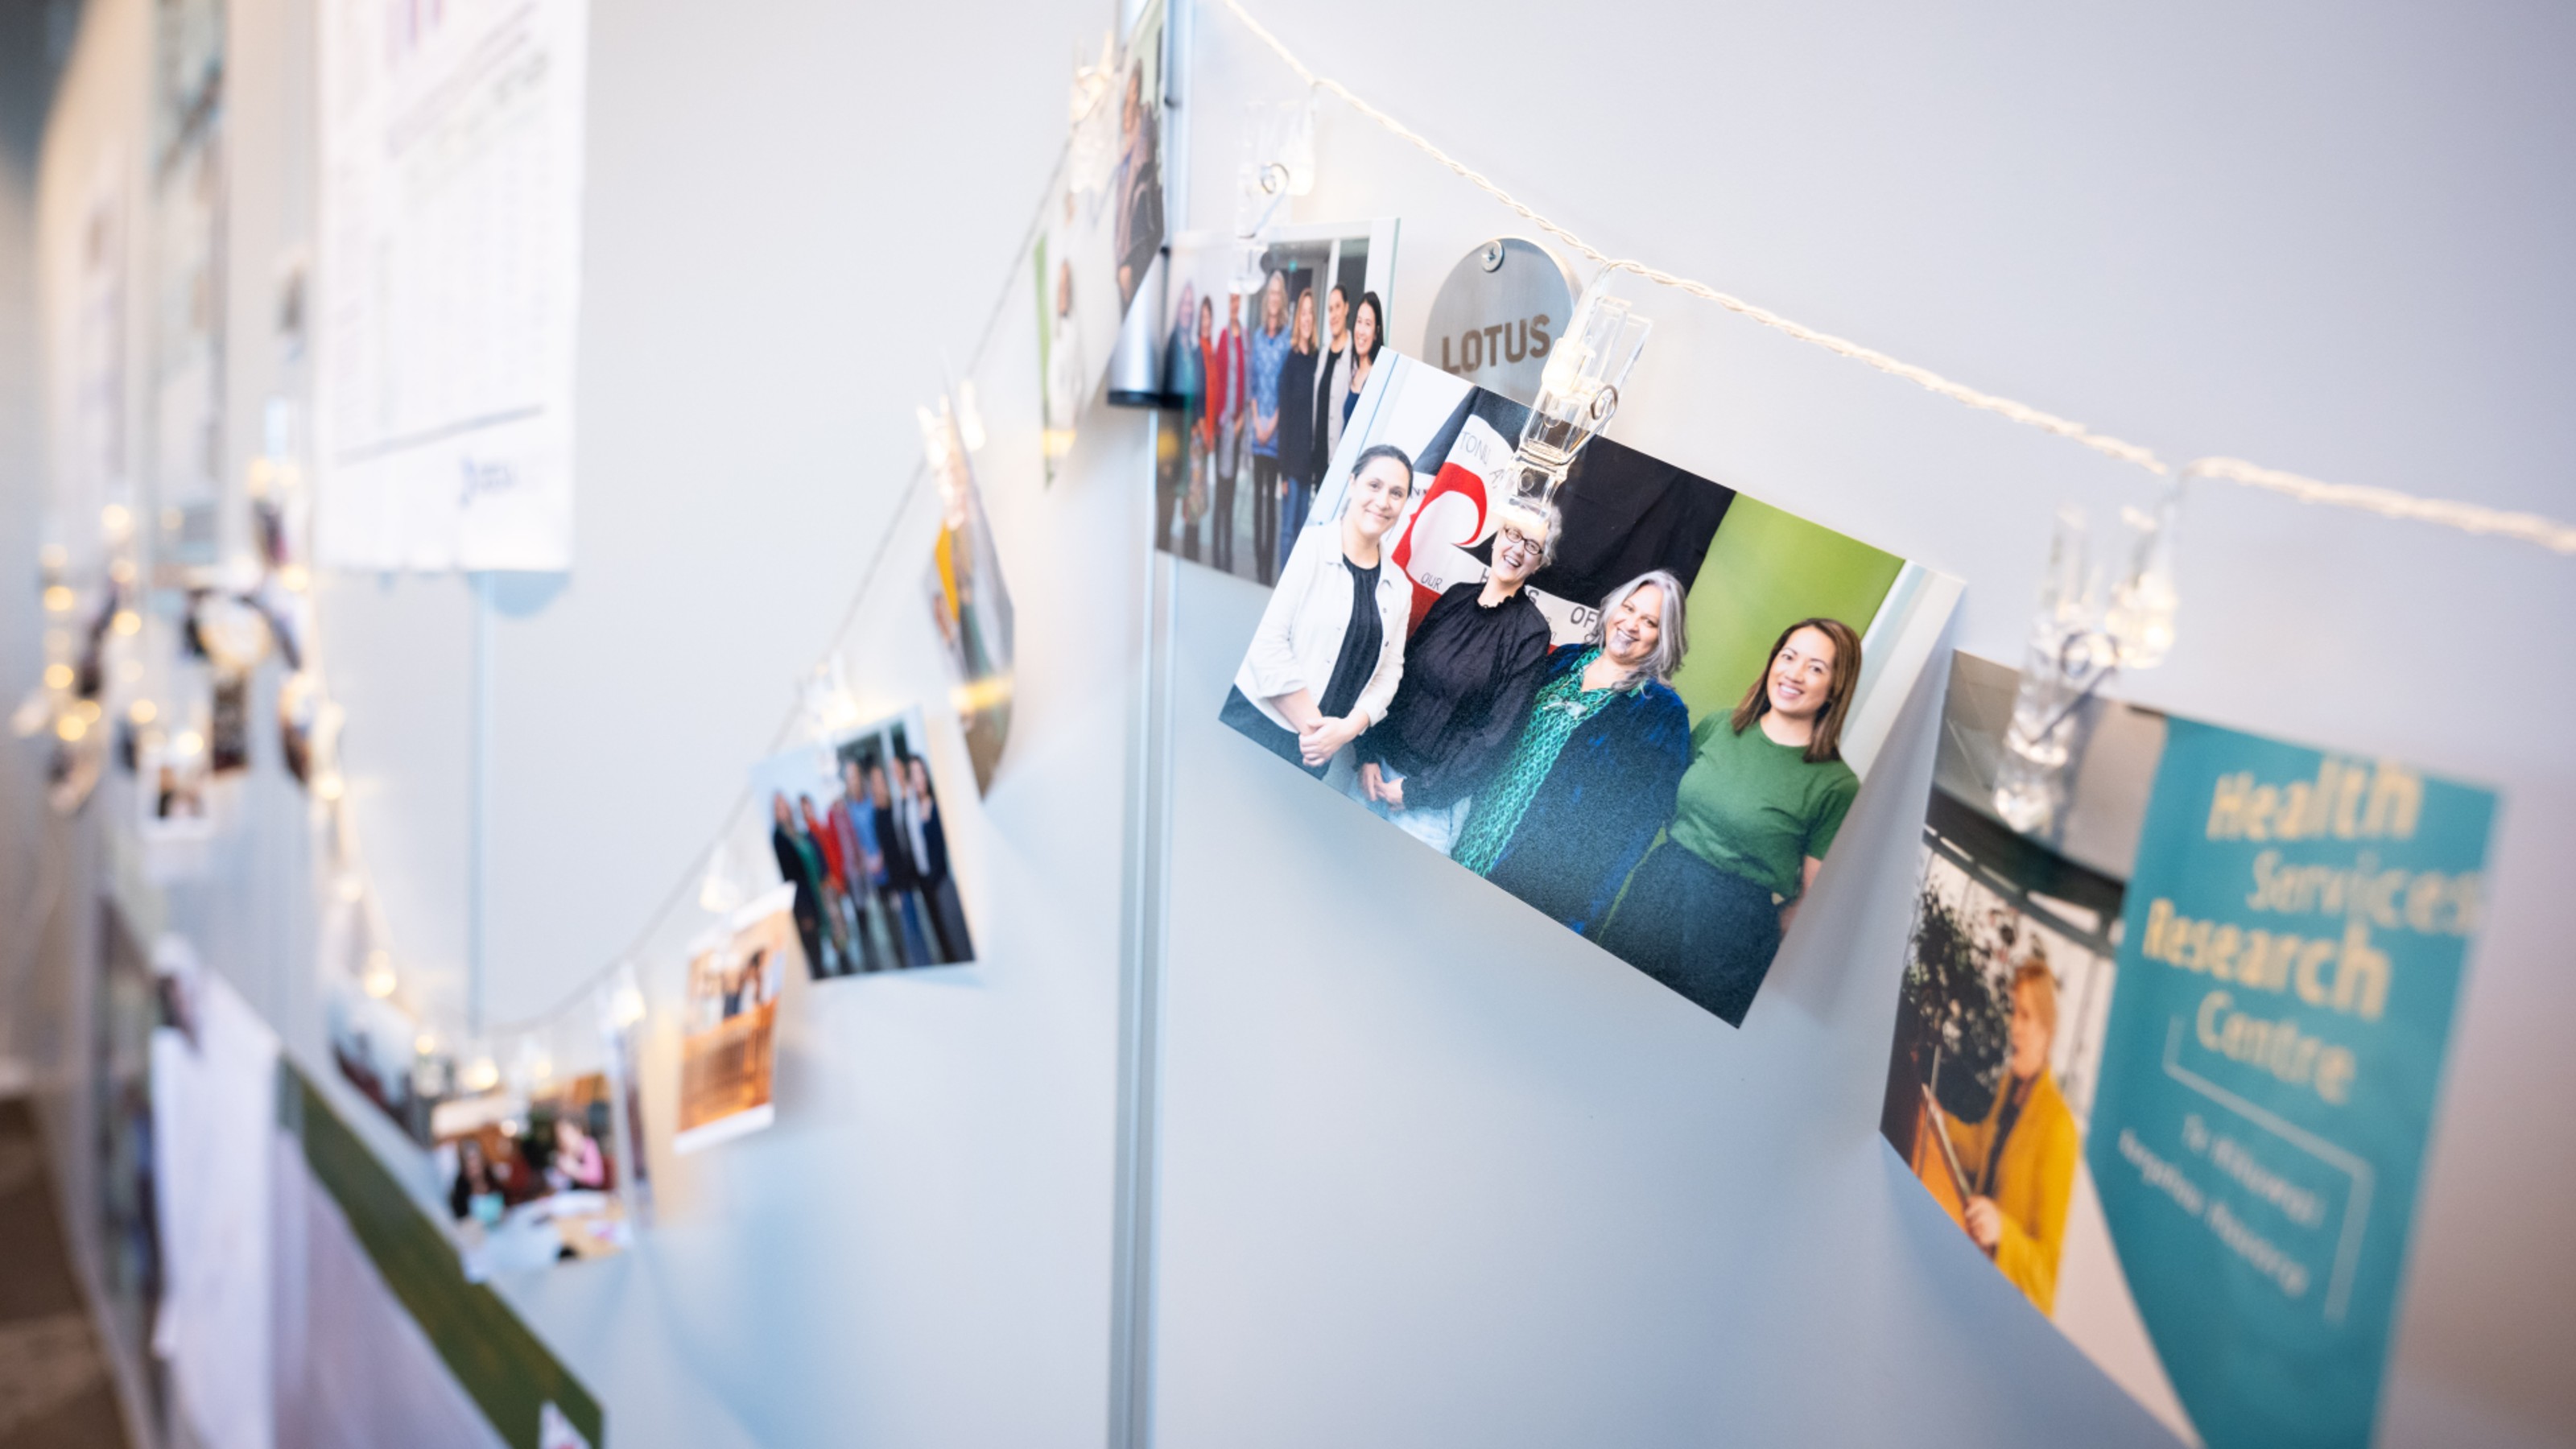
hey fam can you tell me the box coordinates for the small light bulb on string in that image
[954,380,987,453]
[100,503,132,541]
[1497,275,1652,539]
[129,699,156,725]
[460,1053,501,1094]
[697,843,745,916]
[335,871,365,904]
[43,663,72,691]
[361,949,398,999]
[1992,498,2186,835]
[42,585,73,614]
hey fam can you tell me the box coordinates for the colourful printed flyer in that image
[1880,652,2496,1448]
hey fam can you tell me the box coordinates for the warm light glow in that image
[73,700,100,723]
[414,1031,439,1056]
[128,699,157,724]
[38,544,66,570]
[55,715,85,742]
[279,564,311,592]
[361,952,398,998]
[100,504,132,536]
[173,729,205,758]
[42,663,71,690]
[110,610,140,636]
[313,771,345,802]
[462,1057,501,1092]
[41,586,73,613]
[610,984,648,1028]
[335,873,365,903]
[108,559,134,584]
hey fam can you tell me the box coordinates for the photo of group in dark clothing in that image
[1155,221,1397,586]
[1220,353,1960,1026]
[752,708,976,981]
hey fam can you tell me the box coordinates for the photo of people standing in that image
[1219,353,1959,1026]
[1155,221,1397,586]
[749,706,976,980]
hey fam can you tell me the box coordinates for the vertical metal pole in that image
[467,572,493,1037]
[1112,5,1188,1445]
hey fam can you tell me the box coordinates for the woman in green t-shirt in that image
[1600,618,1862,1026]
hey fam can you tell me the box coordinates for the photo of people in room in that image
[1218,353,1959,1026]
[1157,221,1397,587]
[432,1071,629,1276]
[749,708,976,981]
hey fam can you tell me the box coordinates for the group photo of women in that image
[1155,225,1393,586]
[1222,360,1942,1027]
[756,712,976,980]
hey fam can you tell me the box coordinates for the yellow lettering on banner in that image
[2194,989,2357,1105]
[2210,758,2423,843]
[2334,919,2389,1021]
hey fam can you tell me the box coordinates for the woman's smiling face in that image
[1767,625,1838,720]
[1602,584,1664,671]
[1348,457,1412,542]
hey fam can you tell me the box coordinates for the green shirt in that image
[1667,714,1859,902]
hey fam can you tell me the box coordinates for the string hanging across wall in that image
[1213,0,2576,557]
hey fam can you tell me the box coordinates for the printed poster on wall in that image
[1218,351,1960,1025]
[314,0,588,570]
[1879,652,2496,1449]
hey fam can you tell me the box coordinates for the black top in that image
[1311,345,1348,481]
[1359,582,1552,809]
[1315,558,1384,721]
[1276,348,1318,484]
[1340,381,1360,431]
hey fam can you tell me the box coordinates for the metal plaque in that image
[1420,237,1581,406]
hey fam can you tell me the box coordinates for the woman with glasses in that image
[1352,506,1560,854]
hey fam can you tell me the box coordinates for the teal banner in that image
[2087,720,2494,1448]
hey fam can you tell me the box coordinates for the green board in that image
[285,1064,606,1449]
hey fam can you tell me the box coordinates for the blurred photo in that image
[675,886,795,1154]
[432,1070,630,1280]
[748,707,976,980]
[1220,353,1959,1026]
[1156,221,1397,587]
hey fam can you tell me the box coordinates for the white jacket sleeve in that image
[1239,526,1323,701]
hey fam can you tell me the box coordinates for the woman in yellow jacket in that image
[1944,955,2079,1315]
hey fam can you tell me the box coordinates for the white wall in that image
[14,0,2574,1446]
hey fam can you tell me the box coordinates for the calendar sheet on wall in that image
[315,0,588,571]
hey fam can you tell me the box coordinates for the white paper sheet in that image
[314,0,589,571]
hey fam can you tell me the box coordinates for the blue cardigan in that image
[1483,645,1693,936]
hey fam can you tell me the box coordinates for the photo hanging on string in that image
[1155,220,1399,589]
[433,1067,632,1281]
[1878,650,2496,1449]
[747,707,977,980]
[674,885,796,1155]
[1218,350,1961,1026]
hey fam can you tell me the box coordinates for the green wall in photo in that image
[1669,496,1904,723]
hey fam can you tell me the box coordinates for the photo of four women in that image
[768,741,974,980]
[1226,442,1864,1026]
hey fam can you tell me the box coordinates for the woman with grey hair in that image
[1449,569,1694,935]
[1352,505,1560,854]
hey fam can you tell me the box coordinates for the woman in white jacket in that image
[1223,444,1416,778]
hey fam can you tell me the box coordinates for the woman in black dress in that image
[1273,287,1320,576]
[1352,505,1558,853]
